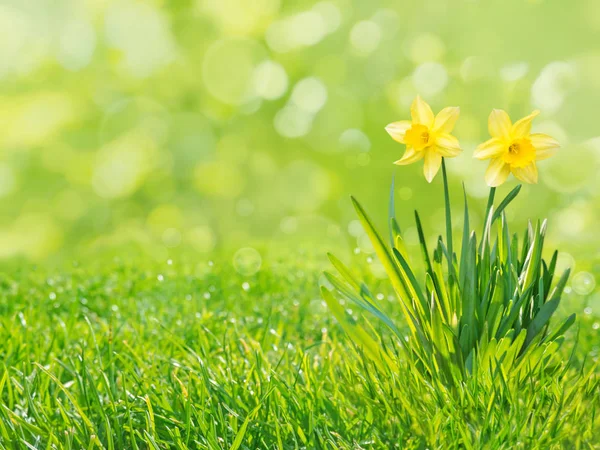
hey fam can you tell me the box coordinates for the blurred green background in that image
[1,0,599,289]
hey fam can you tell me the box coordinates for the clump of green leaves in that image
[322,165,576,385]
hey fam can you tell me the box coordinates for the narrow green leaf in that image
[392,248,429,321]
[491,184,522,223]
[320,287,392,370]
[323,272,404,339]
[327,253,361,292]
[414,210,434,276]
[459,183,471,290]
[524,297,560,349]
[393,229,410,264]
[441,159,455,276]
[230,403,262,450]
[544,313,576,344]
[351,196,414,312]
[479,187,496,254]
[388,174,397,247]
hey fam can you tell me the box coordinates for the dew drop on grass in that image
[49,292,57,300]
[584,307,592,315]
[203,292,211,299]
[593,323,600,330]
[167,259,173,265]
[242,282,250,291]
[157,274,164,282]
[376,293,384,301]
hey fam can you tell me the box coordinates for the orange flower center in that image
[404,124,431,151]
[503,138,535,168]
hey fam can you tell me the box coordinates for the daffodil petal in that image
[411,95,434,127]
[423,148,442,183]
[474,137,506,160]
[394,147,423,165]
[485,158,510,187]
[512,162,538,184]
[488,109,512,139]
[435,134,461,157]
[511,110,540,138]
[530,133,560,160]
[385,121,412,144]
[433,107,460,133]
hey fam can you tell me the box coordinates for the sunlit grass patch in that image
[0,257,597,448]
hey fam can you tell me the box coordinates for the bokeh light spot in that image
[278,161,330,211]
[413,62,448,96]
[253,60,289,100]
[572,272,596,296]
[500,62,529,82]
[202,38,266,105]
[0,164,16,198]
[188,226,216,253]
[274,105,314,138]
[233,247,262,276]
[543,143,597,193]
[58,19,96,71]
[93,132,158,199]
[193,162,244,198]
[407,34,445,64]
[339,128,371,153]
[350,21,382,54]
[162,228,182,248]
[105,1,176,77]
[532,62,578,114]
[291,77,328,114]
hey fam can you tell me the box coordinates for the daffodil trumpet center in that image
[404,124,432,151]
[503,138,535,168]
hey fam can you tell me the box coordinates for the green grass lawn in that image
[0,256,598,449]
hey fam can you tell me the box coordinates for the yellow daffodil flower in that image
[474,109,560,187]
[385,96,461,183]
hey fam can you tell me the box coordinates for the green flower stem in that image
[480,186,497,253]
[441,158,455,276]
